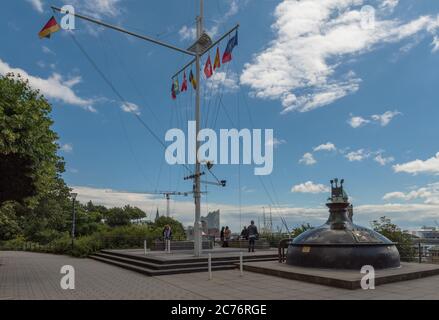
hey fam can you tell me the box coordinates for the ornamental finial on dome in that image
[329,178,348,203]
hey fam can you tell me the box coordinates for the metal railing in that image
[278,238,290,263]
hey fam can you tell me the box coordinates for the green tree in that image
[154,216,185,240]
[105,208,131,227]
[123,205,147,221]
[0,73,67,206]
[0,202,22,240]
[0,73,73,243]
[291,223,314,238]
[372,216,416,261]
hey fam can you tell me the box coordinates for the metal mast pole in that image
[193,0,204,257]
[166,194,171,218]
[53,0,237,258]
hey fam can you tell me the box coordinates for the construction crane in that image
[105,189,196,218]
[144,191,191,218]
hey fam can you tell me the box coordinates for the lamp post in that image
[71,193,78,251]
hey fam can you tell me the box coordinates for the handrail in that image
[278,238,291,263]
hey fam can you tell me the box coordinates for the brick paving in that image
[1,251,439,300]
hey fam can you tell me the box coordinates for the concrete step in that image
[89,254,237,276]
[93,252,278,271]
[93,252,237,270]
[100,249,278,265]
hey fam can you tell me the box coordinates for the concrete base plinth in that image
[243,261,439,290]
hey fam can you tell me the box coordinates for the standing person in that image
[163,225,172,253]
[247,221,259,253]
[241,226,249,240]
[220,227,225,247]
[224,226,231,248]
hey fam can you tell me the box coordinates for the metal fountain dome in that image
[286,179,401,270]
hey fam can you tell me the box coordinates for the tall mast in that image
[52,0,237,258]
[193,0,204,257]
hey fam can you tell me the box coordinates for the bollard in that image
[208,253,212,280]
[240,252,244,277]
[144,240,147,255]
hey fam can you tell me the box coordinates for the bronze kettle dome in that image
[286,179,401,270]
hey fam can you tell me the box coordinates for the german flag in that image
[38,16,61,39]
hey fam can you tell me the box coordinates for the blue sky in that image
[3,0,439,231]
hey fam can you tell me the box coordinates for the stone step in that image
[89,255,237,276]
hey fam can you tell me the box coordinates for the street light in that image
[71,193,78,251]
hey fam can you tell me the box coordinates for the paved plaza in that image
[1,251,438,300]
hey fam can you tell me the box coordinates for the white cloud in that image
[432,36,439,53]
[61,143,73,153]
[393,152,439,175]
[345,149,370,162]
[313,142,336,152]
[240,0,439,113]
[383,191,407,201]
[266,137,286,148]
[63,0,122,18]
[241,186,255,193]
[292,181,330,194]
[299,153,317,166]
[348,115,370,128]
[380,0,399,12]
[0,58,95,111]
[383,183,439,205]
[349,110,401,128]
[178,25,197,42]
[179,0,241,41]
[374,153,395,166]
[121,102,141,115]
[206,71,239,93]
[63,76,82,88]
[42,46,55,55]
[27,0,44,13]
[371,110,401,126]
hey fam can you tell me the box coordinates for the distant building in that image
[406,227,439,239]
[185,210,220,240]
[155,208,160,222]
[201,210,220,238]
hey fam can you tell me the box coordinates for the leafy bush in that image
[372,216,416,262]
[0,202,22,240]
[0,235,27,250]
[291,223,314,238]
[0,205,189,257]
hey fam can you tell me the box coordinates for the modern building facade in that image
[201,210,220,238]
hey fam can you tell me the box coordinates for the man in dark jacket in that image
[247,221,259,253]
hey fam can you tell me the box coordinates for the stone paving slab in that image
[0,251,205,300]
[1,251,439,300]
[242,261,439,290]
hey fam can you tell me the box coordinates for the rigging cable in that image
[67,31,194,175]
[96,33,151,189]
[236,61,290,233]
